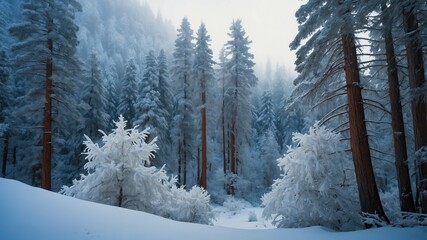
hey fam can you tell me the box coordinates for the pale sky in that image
[143,0,304,73]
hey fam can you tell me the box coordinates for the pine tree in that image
[257,91,276,135]
[259,129,280,188]
[262,124,360,230]
[119,58,138,126]
[401,0,427,213]
[290,0,389,223]
[0,46,10,177]
[135,50,161,133]
[82,52,108,140]
[156,49,174,167]
[0,47,9,125]
[223,19,257,194]
[379,2,416,213]
[61,115,214,225]
[9,0,82,190]
[104,64,120,130]
[171,18,196,187]
[134,50,168,166]
[193,23,215,189]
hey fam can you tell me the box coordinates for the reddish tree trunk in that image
[41,29,53,190]
[342,33,389,223]
[382,4,416,212]
[402,2,427,213]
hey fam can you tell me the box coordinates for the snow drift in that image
[1,178,426,240]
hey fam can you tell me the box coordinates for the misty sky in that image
[143,0,304,73]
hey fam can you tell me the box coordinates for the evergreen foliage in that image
[193,22,215,189]
[82,52,108,140]
[155,49,174,167]
[8,0,83,190]
[61,116,214,225]
[262,124,360,230]
[118,58,138,125]
[222,19,258,195]
[171,17,196,187]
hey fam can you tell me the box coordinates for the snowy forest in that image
[0,0,427,232]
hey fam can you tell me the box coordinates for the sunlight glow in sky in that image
[143,0,304,72]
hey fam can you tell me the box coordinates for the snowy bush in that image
[248,211,258,222]
[223,196,253,213]
[262,123,361,230]
[169,186,215,224]
[378,184,427,227]
[61,116,213,224]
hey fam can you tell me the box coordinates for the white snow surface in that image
[1,178,426,240]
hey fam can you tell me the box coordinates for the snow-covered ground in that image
[1,178,426,240]
[212,198,274,229]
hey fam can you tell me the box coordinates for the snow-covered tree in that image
[82,52,108,140]
[193,22,215,189]
[256,91,276,135]
[262,124,360,230]
[0,46,10,177]
[134,50,169,167]
[61,116,213,225]
[259,129,281,189]
[134,50,162,135]
[171,17,196,187]
[155,49,174,167]
[400,0,427,214]
[104,63,120,130]
[61,115,159,209]
[9,0,82,190]
[118,58,138,126]
[222,19,257,194]
[290,0,389,222]
[0,47,9,125]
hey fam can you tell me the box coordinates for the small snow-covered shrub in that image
[61,116,214,224]
[248,211,258,222]
[378,185,427,227]
[262,123,361,230]
[223,196,252,212]
[169,186,214,225]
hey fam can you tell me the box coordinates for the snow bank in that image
[1,178,426,240]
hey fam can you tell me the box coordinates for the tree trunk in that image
[197,145,200,185]
[221,72,227,175]
[230,121,236,175]
[178,141,182,186]
[231,71,238,176]
[183,136,187,189]
[402,2,427,213]
[201,85,207,189]
[41,22,53,190]
[382,3,416,213]
[342,33,389,223]
[2,133,8,177]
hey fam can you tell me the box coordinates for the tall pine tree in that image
[9,0,82,190]
[171,18,196,187]
[290,0,389,223]
[223,19,257,194]
[156,49,174,167]
[82,52,108,140]
[193,22,215,189]
[118,58,138,126]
